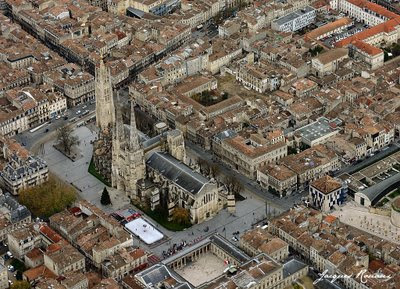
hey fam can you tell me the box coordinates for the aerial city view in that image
[0,0,400,288]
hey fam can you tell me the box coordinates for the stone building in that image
[93,59,233,224]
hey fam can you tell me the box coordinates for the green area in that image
[288,146,297,155]
[18,175,76,219]
[383,43,400,61]
[11,281,30,289]
[88,158,111,187]
[377,197,390,207]
[309,45,324,57]
[133,202,191,232]
[388,189,400,199]
[11,259,26,280]
[192,91,227,107]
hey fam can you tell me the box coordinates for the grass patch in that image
[133,202,191,232]
[388,189,400,199]
[377,197,390,207]
[88,158,111,187]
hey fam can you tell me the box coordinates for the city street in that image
[186,141,307,212]
[14,100,96,152]
[15,121,279,257]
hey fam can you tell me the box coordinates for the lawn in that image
[88,158,111,187]
[133,202,191,232]
[377,197,390,207]
[388,189,400,199]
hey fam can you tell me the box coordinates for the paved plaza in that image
[175,253,227,286]
[332,202,400,244]
[39,125,131,213]
[36,124,272,257]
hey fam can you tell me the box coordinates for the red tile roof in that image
[352,40,383,56]
[347,0,398,19]
[336,17,400,47]
[40,225,63,244]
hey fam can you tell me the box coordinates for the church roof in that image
[146,152,209,195]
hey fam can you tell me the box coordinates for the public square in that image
[175,253,227,286]
[37,124,270,257]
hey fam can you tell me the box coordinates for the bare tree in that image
[225,175,244,197]
[57,125,80,155]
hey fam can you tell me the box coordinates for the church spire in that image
[95,56,115,131]
[114,92,123,142]
[129,100,140,151]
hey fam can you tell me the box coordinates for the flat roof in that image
[295,117,340,143]
[274,6,315,26]
[125,218,164,244]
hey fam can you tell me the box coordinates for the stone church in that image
[93,59,234,224]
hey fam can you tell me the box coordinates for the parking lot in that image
[322,22,366,47]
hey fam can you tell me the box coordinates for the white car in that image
[76,110,81,115]
[56,115,61,120]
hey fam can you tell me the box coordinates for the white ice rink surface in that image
[125,218,164,244]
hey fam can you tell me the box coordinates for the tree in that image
[198,158,211,176]
[18,175,76,218]
[225,175,244,197]
[56,125,80,155]
[101,187,111,205]
[171,208,190,225]
[16,270,23,280]
[210,164,221,179]
[11,281,30,289]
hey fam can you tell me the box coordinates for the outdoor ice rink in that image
[175,253,227,286]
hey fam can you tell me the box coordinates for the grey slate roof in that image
[146,152,209,195]
[359,172,400,205]
[282,258,307,278]
[137,264,193,289]
[210,234,251,263]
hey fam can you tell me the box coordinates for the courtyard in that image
[332,201,400,244]
[174,252,227,286]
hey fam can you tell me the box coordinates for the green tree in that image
[16,270,23,280]
[171,208,190,225]
[101,187,111,205]
[18,175,76,218]
[56,125,80,155]
[11,281,30,289]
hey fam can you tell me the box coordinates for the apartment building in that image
[309,175,347,212]
[44,244,85,276]
[101,248,148,281]
[272,6,316,32]
[0,137,48,195]
[49,200,134,268]
[8,225,41,260]
[257,164,297,197]
[240,228,289,262]
[236,64,278,93]
[0,192,31,242]
[131,0,181,16]
[43,64,95,107]
[330,0,397,27]
[280,145,341,188]
[294,117,341,147]
[311,48,349,77]
[350,40,384,70]
[215,133,288,179]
